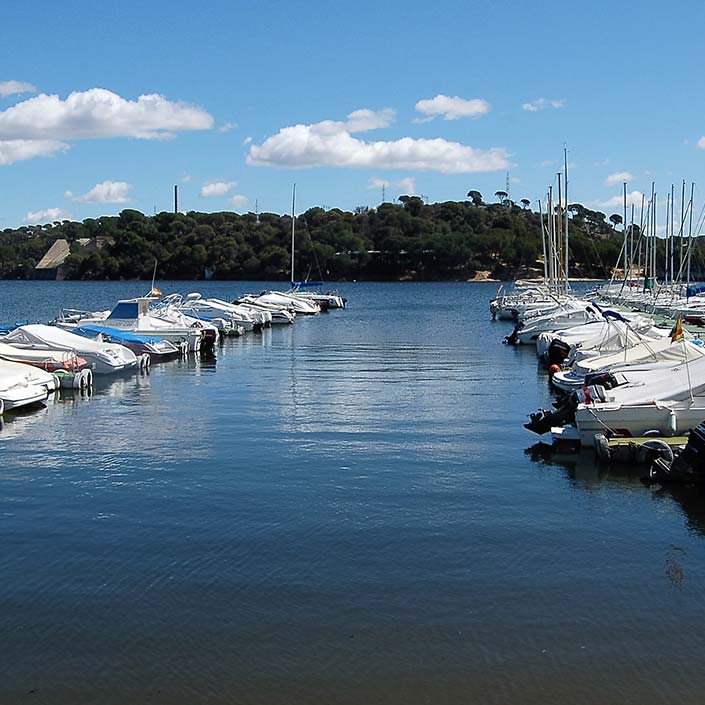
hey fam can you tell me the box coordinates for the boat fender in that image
[668,410,677,436]
[594,433,611,463]
[81,368,93,389]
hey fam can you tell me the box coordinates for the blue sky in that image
[2,0,705,227]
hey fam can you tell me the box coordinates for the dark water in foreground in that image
[1,280,705,705]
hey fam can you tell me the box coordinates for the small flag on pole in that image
[150,286,162,297]
[670,314,684,342]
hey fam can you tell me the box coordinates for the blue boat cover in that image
[686,284,705,297]
[291,281,324,288]
[74,324,166,345]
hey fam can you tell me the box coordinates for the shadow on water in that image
[525,441,705,537]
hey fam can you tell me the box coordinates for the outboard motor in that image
[583,371,621,390]
[503,322,523,345]
[648,423,705,485]
[524,384,607,435]
[547,339,571,366]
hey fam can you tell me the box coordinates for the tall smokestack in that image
[174,185,178,213]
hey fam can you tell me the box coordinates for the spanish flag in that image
[670,314,684,342]
[150,286,162,297]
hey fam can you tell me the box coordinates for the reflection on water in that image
[2,281,705,704]
[525,441,705,538]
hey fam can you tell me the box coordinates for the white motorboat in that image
[0,358,58,411]
[233,298,296,325]
[62,298,208,353]
[507,301,603,345]
[248,291,320,315]
[4,324,138,374]
[178,293,264,332]
[551,338,705,392]
[0,340,88,372]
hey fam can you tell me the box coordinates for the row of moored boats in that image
[492,281,705,450]
[0,287,345,417]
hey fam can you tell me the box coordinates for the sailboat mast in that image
[290,183,297,285]
[538,199,548,285]
[563,149,569,289]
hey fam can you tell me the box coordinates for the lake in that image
[1,280,705,704]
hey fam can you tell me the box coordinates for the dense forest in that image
[0,193,684,281]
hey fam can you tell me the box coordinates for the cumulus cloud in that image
[247,111,509,173]
[344,108,395,131]
[228,194,249,209]
[0,88,214,141]
[414,95,490,121]
[0,80,36,97]
[69,180,133,204]
[218,121,237,133]
[522,98,565,112]
[0,138,68,165]
[367,176,416,194]
[397,177,417,194]
[367,177,391,189]
[200,180,237,197]
[596,190,645,209]
[604,171,633,187]
[25,207,72,223]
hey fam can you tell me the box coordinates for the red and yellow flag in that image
[670,314,684,342]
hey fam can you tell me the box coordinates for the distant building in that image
[34,239,71,280]
[34,237,110,280]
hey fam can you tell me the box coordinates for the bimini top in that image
[74,324,166,345]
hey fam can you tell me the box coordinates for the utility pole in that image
[174,185,178,214]
[382,184,386,203]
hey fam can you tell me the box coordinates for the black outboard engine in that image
[524,384,607,435]
[583,371,620,390]
[503,322,523,345]
[648,423,705,485]
[547,339,571,366]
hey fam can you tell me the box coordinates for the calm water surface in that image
[1,280,704,704]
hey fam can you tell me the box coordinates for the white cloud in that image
[604,171,633,187]
[397,177,416,194]
[70,180,133,204]
[200,180,237,197]
[218,121,237,133]
[228,194,249,209]
[522,98,565,112]
[344,108,395,131]
[0,88,213,141]
[697,136,705,149]
[367,177,391,189]
[414,95,490,121]
[595,190,645,209]
[0,80,36,97]
[181,173,191,183]
[247,111,509,174]
[25,207,72,223]
[243,136,253,145]
[0,139,68,165]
